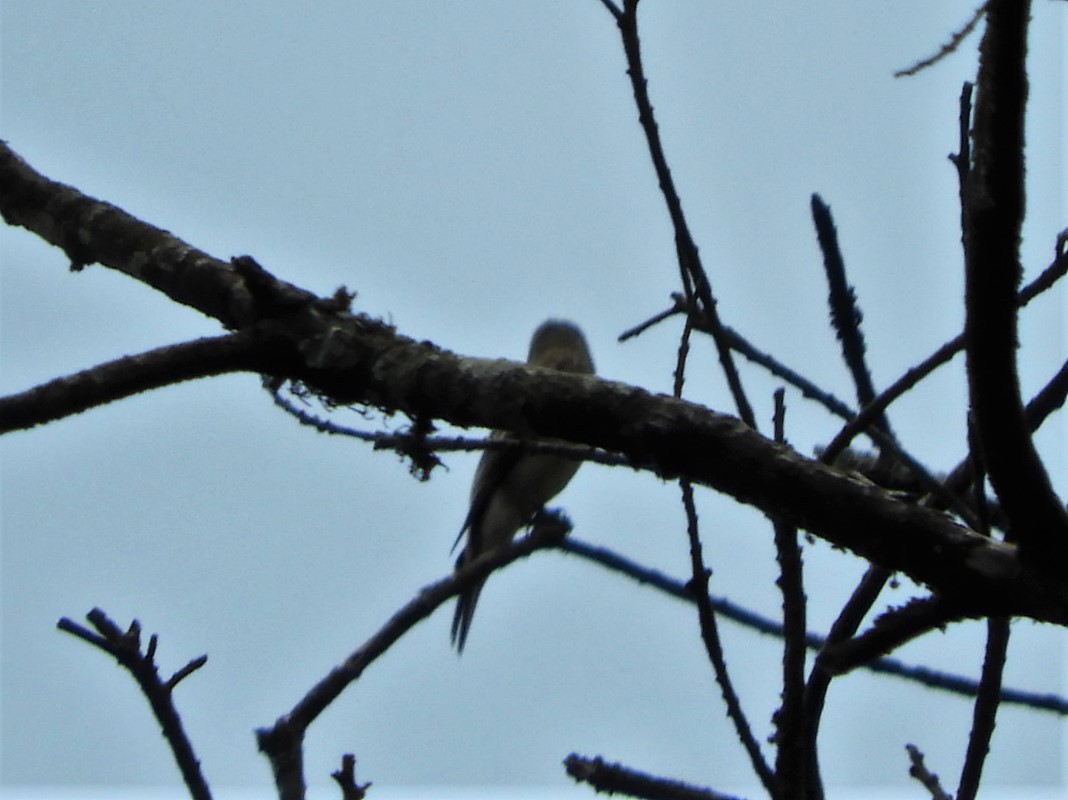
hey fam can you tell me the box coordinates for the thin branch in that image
[938,352,1068,531]
[722,322,857,421]
[810,194,892,439]
[613,1,756,428]
[1023,357,1068,430]
[949,81,975,178]
[57,609,212,800]
[827,289,1068,520]
[594,0,623,22]
[725,320,979,529]
[1022,239,1068,303]
[257,518,570,800]
[269,382,635,476]
[558,537,1068,715]
[771,390,807,799]
[820,335,962,463]
[802,566,888,800]
[626,293,862,421]
[0,331,268,434]
[956,617,1010,800]
[618,297,685,342]
[673,308,695,399]
[680,480,775,794]
[815,596,963,677]
[895,2,988,78]
[330,754,372,800]
[906,744,954,800]
[777,235,1066,462]
[565,754,744,800]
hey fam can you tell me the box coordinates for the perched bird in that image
[450,319,595,652]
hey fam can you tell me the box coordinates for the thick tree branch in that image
[963,0,1068,564]
[0,141,313,328]
[3,146,1066,625]
[0,331,269,433]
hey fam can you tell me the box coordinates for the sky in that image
[0,2,1066,799]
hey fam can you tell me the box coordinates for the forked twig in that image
[57,609,211,800]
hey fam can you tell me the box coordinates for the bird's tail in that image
[451,579,485,654]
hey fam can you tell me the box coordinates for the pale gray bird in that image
[451,319,595,652]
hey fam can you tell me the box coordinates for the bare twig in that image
[810,194,892,440]
[565,754,743,800]
[956,617,1011,800]
[673,309,695,399]
[680,480,775,793]
[785,236,1066,463]
[815,596,963,677]
[57,609,212,800]
[906,744,954,800]
[558,537,1068,715]
[330,754,372,800]
[619,296,686,342]
[895,2,988,78]
[612,0,756,428]
[257,518,570,800]
[802,565,889,800]
[722,322,857,421]
[594,0,623,22]
[269,383,633,470]
[771,390,807,798]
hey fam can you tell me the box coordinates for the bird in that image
[450,319,595,653]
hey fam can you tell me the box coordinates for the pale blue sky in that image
[1,2,1065,798]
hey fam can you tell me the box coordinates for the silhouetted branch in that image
[595,0,623,22]
[723,321,857,421]
[680,480,775,793]
[9,148,1065,633]
[802,565,888,800]
[964,0,1068,565]
[611,0,755,428]
[0,331,267,433]
[330,755,372,800]
[559,537,1068,714]
[956,617,1010,800]
[57,609,212,800]
[257,517,570,800]
[810,194,892,441]
[771,390,807,798]
[816,596,963,677]
[895,3,988,78]
[565,754,743,800]
[906,744,953,800]
[618,296,686,342]
[0,142,312,329]
[820,336,961,462]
